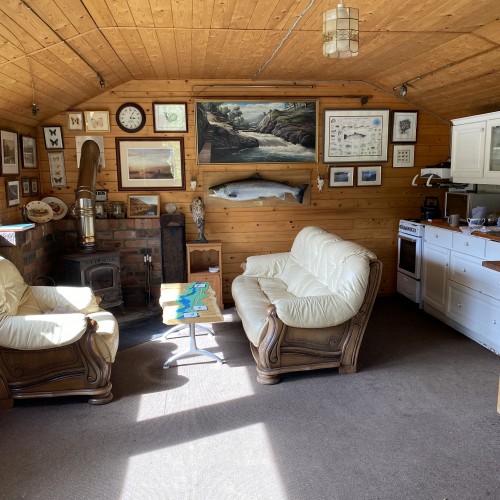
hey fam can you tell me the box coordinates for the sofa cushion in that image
[0,258,28,316]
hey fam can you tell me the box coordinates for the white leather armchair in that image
[0,256,119,409]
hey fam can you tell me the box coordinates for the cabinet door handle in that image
[492,320,497,325]
[457,302,462,308]
[464,242,469,246]
[463,268,466,273]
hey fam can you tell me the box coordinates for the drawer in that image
[485,239,500,260]
[424,226,453,248]
[452,232,485,257]
[447,282,500,351]
[450,251,500,299]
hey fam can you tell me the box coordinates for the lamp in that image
[399,84,408,97]
[323,3,359,58]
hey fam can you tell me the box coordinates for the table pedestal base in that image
[163,323,223,368]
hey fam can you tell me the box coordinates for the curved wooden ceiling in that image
[1,0,500,126]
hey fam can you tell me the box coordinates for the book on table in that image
[0,223,35,232]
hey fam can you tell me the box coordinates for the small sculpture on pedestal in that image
[190,196,207,242]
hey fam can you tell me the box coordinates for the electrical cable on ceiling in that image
[253,0,318,79]
[17,0,105,89]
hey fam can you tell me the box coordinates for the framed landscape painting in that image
[1,130,19,174]
[195,100,318,164]
[323,109,389,163]
[127,194,160,218]
[116,138,185,191]
[21,135,37,169]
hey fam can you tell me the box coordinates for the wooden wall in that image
[2,79,451,300]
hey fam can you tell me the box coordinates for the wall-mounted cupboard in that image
[451,110,500,184]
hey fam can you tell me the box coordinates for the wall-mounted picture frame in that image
[357,166,382,186]
[30,177,39,196]
[153,103,188,132]
[127,194,160,218]
[329,166,355,187]
[323,109,389,163]
[6,179,20,206]
[196,100,318,164]
[48,151,67,187]
[116,137,185,191]
[21,176,31,196]
[20,135,37,169]
[43,126,64,149]
[392,111,418,143]
[84,111,110,132]
[67,111,84,131]
[1,130,19,175]
[393,144,415,167]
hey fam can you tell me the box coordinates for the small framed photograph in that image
[1,130,19,175]
[329,166,354,187]
[127,194,160,218]
[393,144,415,167]
[21,177,31,195]
[6,179,20,206]
[357,166,382,186]
[20,135,37,169]
[84,111,110,132]
[30,177,39,196]
[392,111,418,143]
[153,103,188,132]
[48,151,67,187]
[43,126,64,149]
[67,111,84,131]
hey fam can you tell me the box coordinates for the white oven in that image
[397,219,425,305]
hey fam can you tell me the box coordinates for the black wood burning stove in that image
[62,250,123,311]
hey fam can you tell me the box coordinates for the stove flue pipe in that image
[74,140,100,251]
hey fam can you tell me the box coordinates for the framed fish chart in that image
[203,170,311,208]
[323,109,389,163]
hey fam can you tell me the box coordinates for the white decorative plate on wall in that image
[164,202,177,214]
[26,201,53,223]
[41,197,68,220]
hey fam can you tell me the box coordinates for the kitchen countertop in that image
[420,219,500,271]
[421,219,500,243]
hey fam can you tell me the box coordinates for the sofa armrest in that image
[31,286,101,314]
[243,252,290,278]
[273,294,360,329]
[0,313,89,350]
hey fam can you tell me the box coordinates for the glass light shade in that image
[323,3,359,58]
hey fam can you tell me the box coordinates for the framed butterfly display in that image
[48,151,67,187]
[67,111,84,131]
[43,126,64,150]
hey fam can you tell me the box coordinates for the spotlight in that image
[399,84,408,97]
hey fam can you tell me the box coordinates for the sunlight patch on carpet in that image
[120,424,287,499]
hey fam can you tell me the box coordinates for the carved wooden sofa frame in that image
[0,317,113,410]
[242,259,382,385]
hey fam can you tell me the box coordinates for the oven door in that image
[397,233,422,280]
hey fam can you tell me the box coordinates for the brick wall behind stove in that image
[54,219,163,304]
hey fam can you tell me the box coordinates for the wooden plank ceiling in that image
[1,0,499,126]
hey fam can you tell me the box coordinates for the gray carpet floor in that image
[0,296,499,500]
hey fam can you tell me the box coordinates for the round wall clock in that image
[116,102,146,133]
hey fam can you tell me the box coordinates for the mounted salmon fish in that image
[209,173,309,204]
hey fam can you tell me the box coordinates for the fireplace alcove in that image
[61,250,124,311]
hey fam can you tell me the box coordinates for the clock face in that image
[116,103,146,132]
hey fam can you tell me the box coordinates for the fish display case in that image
[186,241,223,310]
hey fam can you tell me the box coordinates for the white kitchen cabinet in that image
[422,242,449,313]
[422,225,500,355]
[451,111,500,184]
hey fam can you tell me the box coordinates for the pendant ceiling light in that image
[323,3,359,58]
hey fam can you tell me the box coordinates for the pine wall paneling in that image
[28,79,451,302]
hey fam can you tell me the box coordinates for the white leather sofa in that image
[0,256,119,408]
[232,226,382,384]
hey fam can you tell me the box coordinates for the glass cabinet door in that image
[485,118,500,178]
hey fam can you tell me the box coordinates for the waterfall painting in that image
[195,100,317,164]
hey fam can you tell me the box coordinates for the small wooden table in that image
[159,282,224,368]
